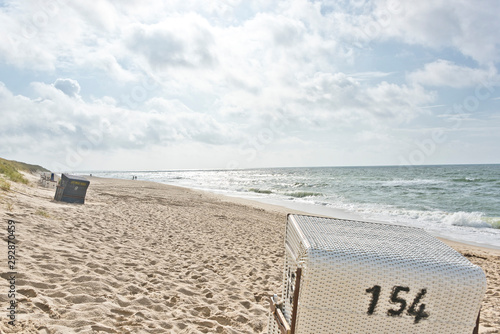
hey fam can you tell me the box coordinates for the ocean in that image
[88,165,500,249]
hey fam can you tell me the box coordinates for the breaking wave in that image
[284,192,323,198]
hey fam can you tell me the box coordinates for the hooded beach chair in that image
[268,214,485,334]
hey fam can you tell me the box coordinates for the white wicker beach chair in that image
[268,214,486,334]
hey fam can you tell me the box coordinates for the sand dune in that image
[1,174,499,333]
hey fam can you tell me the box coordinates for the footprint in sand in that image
[91,324,117,333]
[110,308,135,317]
[34,302,60,319]
[210,315,232,326]
[17,288,37,298]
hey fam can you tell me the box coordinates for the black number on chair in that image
[408,289,429,323]
[366,285,381,315]
[366,285,429,323]
[388,286,410,316]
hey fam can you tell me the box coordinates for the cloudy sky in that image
[1,0,499,171]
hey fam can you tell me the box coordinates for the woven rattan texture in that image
[270,214,486,334]
[267,311,280,334]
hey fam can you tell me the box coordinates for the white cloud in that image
[375,0,500,64]
[364,81,436,121]
[408,60,498,88]
[68,1,119,33]
[53,78,81,98]
[0,1,81,70]
[287,72,436,127]
[0,0,499,168]
[0,82,238,168]
[125,15,217,70]
[348,71,394,81]
[217,69,437,142]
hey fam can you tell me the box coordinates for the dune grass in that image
[0,159,29,184]
[35,209,50,218]
[0,157,48,186]
[0,177,10,191]
[0,157,49,173]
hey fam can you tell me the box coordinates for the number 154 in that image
[366,285,429,323]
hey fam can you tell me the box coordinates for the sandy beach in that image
[1,174,499,333]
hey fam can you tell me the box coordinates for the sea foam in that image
[442,212,491,228]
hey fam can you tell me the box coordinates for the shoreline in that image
[138,177,500,251]
[209,185,500,255]
[212,190,500,254]
[86,166,500,251]
[1,174,499,333]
